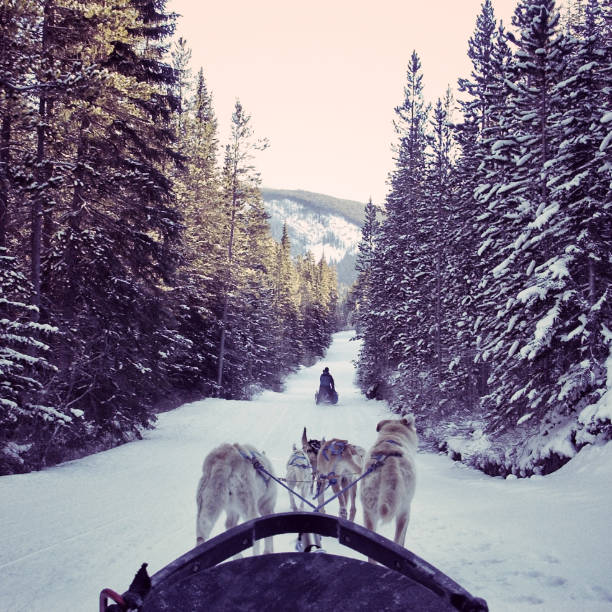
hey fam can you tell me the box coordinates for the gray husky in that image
[196,442,277,555]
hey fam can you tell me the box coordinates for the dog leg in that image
[196,516,213,546]
[224,511,245,559]
[287,481,298,512]
[394,510,410,548]
[258,496,276,554]
[348,484,357,522]
[316,476,326,514]
[363,509,378,564]
[333,483,347,519]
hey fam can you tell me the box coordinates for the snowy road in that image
[1,331,611,611]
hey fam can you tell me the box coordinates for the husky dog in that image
[285,444,314,511]
[301,427,321,475]
[196,443,277,555]
[314,438,365,521]
[360,416,417,554]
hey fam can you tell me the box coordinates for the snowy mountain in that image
[261,188,366,288]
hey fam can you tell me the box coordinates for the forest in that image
[1,0,610,478]
[0,0,339,474]
[351,0,611,475]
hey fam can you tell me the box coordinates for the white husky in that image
[195,443,277,555]
[285,444,314,511]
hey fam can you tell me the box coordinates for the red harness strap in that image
[99,588,127,611]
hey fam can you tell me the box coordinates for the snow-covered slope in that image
[262,188,364,287]
[1,332,611,611]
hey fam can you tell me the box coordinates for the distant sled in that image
[99,512,489,612]
[315,388,339,404]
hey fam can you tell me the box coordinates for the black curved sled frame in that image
[149,512,488,612]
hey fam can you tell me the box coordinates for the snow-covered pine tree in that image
[474,0,574,435]
[169,67,223,395]
[271,224,301,369]
[425,91,455,392]
[38,0,182,437]
[314,256,339,351]
[296,251,318,361]
[0,248,61,473]
[357,51,429,406]
[351,198,380,336]
[171,36,192,140]
[449,0,504,408]
[0,1,39,251]
[529,0,612,438]
[216,100,268,396]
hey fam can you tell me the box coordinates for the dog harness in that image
[316,440,351,496]
[288,450,311,470]
[237,447,271,486]
[320,439,346,462]
[369,441,404,467]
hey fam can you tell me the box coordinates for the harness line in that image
[243,451,401,514]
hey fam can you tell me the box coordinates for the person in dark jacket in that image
[318,367,335,403]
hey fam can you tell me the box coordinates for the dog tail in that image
[378,473,399,523]
[196,448,236,542]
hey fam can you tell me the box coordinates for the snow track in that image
[1,331,611,611]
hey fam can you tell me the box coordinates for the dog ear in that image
[376,420,387,432]
[302,427,307,447]
[401,415,416,430]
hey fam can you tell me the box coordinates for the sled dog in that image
[314,437,365,521]
[196,443,277,555]
[285,444,314,511]
[301,427,321,475]
[360,416,417,556]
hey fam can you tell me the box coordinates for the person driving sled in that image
[319,367,335,402]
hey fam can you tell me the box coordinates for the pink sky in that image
[168,0,521,203]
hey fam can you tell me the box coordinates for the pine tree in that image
[171,36,192,140]
[526,0,612,433]
[352,198,379,336]
[0,248,61,473]
[426,91,454,389]
[474,0,574,433]
[358,51,429,406]
[272,224,301,367]
[37,0,183,436]
[449,0,504,407]
[169,67,222,394]
[216,100,267,395]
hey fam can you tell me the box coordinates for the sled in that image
[315,388,339,404]
[99,512,488,612]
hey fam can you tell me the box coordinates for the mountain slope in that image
[261,188,367,226]
[261,188,366,288]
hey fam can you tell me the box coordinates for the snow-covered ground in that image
[1,331,611,611]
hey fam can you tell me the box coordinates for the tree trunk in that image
[64,123,89,319]
[0,102,10,249]
[31,0,54,314]
[216,172,238,392]
[31,95,45,314]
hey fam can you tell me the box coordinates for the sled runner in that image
[99,512,488,612]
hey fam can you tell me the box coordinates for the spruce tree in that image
[352,198,379,336]
[474,0,573,433]
[450,0,503,407]
[216,100,267,395]
[0,248,61,473]
[358,51,429,406]
[527,0,612,433]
